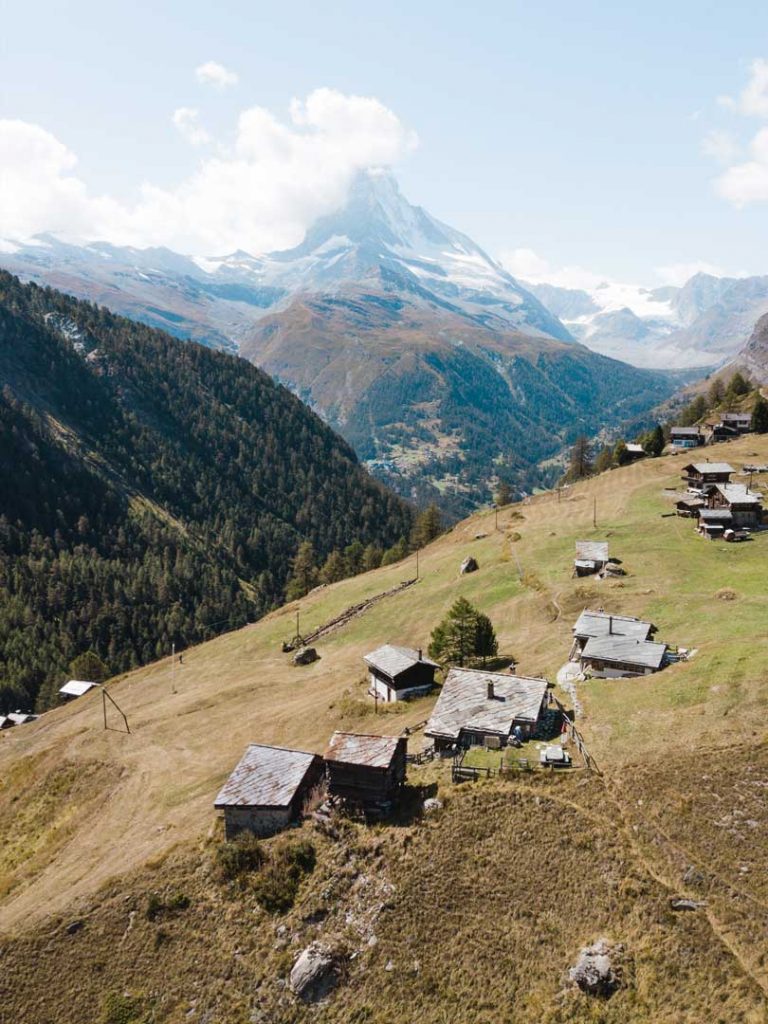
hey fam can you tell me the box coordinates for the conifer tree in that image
[495,480,514,507]
[645,423,665,456]
[563,436,593,483]
[68,650,109,683]
[428,597,497,667]
[751,396,768,434]
[286,541,318,601]
[411,504,443,549]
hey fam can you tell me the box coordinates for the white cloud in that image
[701,129,739,166]
[500,248,606,291]
[195,61,239,90]
[716,126,768,206]
[0,119,122,240]
[0,89,417,254]
[719,58,768,118]
[709,59,768,207]
[172,107,210,146]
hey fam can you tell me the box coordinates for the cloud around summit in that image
[0,88,417,254]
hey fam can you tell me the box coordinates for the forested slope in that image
[0,273,412,711]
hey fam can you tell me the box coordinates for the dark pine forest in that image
[0,273,412,712]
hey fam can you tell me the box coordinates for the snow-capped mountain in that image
[524,272,768,369]
[0,170,676,516]
[0,170,569,346]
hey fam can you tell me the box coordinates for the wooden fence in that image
[552,696,601,774]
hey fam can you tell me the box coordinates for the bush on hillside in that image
[252,840,317,914]
[213,832,265,882]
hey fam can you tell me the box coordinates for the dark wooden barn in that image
[324,732,407,808]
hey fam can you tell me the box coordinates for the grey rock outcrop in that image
[460,556,479,574]
[293,647,319,666]
[569,938,621,997]
[289,944,339,1002]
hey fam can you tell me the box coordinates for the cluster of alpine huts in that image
[213,643,568,840]
[675,461,765,541]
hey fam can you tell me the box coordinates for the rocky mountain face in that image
[734,311,768,383]
[0,171,677,513]
[526,272,768,369]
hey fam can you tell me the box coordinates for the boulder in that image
[569,938,620,997]
[422,797,443,815]
[460,556,479,575]
[289,944,339,1002]
[293,647,319,666]
[670,897,707,911]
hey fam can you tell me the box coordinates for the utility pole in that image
[171,642,176,694]
[593,496,597,528]
[494,504,499,531]
[416,547,419,580]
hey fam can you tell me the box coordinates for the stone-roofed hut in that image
[214,743,324,839]
[324,732,407,808]
[574,541,609,577]
[364,644,438,704]
[579,635,668,678]
[571,609,656,659]
[424,668,549,751]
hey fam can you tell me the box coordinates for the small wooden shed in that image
[324,732,407,808]
[364,644,438,703]
[574,541,609,577]
[214,743,324,839]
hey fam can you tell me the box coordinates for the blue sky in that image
[3,0,768,285]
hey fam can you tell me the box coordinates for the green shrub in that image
[213,832,265,882]
[101,992,149,1024]
[252,839,316,914]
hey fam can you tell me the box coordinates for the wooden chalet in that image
[364,644,438,703]
[324,732,407,808]
[214,743,324,839]
[574,541,609,577]
[670,426,705,449]
[697,508,732,539]
[424,668,549,751]
[570,609,656,660]
[580,635,668,678]
[681,462,734,489]
[676,497,705,518]
[711,421,740,443]
[703,483,763,528]
[624,443,646,462]
[720,412,752,433]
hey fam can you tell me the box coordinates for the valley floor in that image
[2,437,768,1022]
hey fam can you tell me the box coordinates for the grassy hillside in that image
[2,437,768,1021]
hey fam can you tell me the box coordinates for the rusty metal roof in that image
[324,731,403,768]
[214,744,320,809]
[425,668,548,742]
